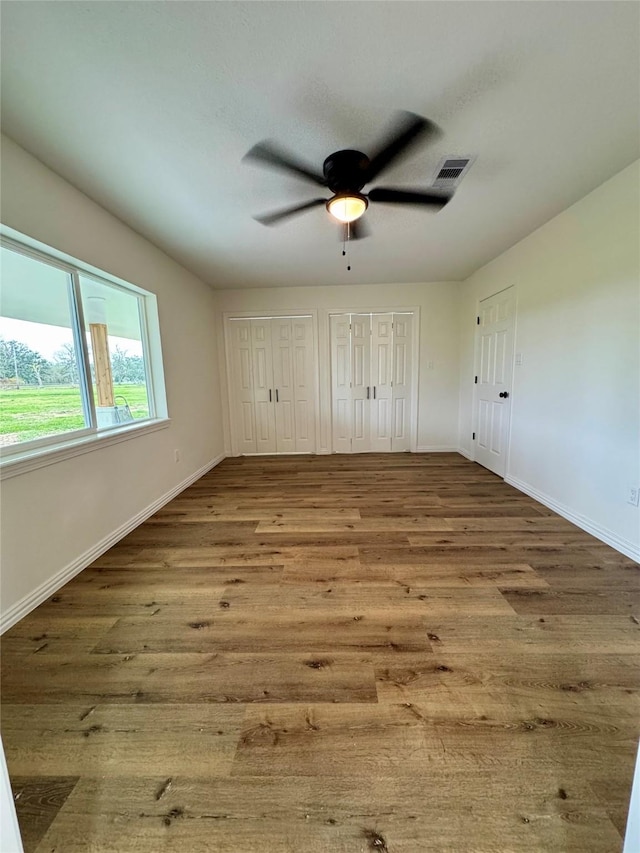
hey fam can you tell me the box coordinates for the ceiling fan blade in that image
[254,198,327,225]
[244,141,327,187]
[341,219,371,241]
[368,187,452,209]
[365,112,442,183]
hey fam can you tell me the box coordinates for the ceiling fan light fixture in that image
[326,194,368,223]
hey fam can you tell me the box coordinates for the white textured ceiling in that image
[1,2,639,290]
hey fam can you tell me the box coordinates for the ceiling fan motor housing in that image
[323,149,370,192]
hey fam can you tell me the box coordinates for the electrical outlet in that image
[174,449,181,463]
[628,487,639,507]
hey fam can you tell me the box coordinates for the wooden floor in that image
[2,453,639,852]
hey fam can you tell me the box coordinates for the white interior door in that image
[330,314,352,453]
[271,318,295,453]
[350,314,371,453]
[474,287,515,477]
[228,315,317,456]
[330,311,416,453]
[251,319,276,453]
[370,313,393,452]
[391,313,413,451]
[228,320,257,454]
[291,316,316,452]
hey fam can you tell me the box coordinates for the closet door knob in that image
[499,391,509,399]
[269,389,272,402]
[276,389,279,402]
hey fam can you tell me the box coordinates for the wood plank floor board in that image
[392,651,640,692]
[148,508,364,523]
[590,776,635,837]
[92,611,433,654]
[1,652,378,705]
[73,564,285,586]
[30,772,623,853]
[1,452,637,852]
[16,586,229,619]
[393,564,550,588]
[500,586,640,616]
[360,505,551,517]
[121,520,262,546]
[2,704,245,778]
[422,615,640,654]
[11,776,79,853]
[360,545,603,568]
[129,543,360,568]
[213,582,516,616]
[0,615,119,657]
[231,702,637,779]
[406,531,603,547]
[528,562,640,591]
[281,561,547,588]
[255,518,455,533]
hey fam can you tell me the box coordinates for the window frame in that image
[0,229,169,480]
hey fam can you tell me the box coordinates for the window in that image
[0,234,167,469]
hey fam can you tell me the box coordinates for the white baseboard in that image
[0,453,226,634]
[415,445,460,453]
[505,474,640,562]
[457,447,474,461]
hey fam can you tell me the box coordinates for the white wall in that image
[0,136,225,626]
[458,160,640,559]
[216,281,461,454]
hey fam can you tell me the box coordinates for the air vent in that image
[432,156,474,189]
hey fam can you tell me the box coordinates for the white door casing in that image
[474,287,515,477]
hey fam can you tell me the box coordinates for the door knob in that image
[499,391,509,399]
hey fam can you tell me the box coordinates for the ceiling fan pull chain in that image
[346,222,351,271]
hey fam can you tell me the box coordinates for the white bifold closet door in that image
[330,312,414,453]
[228,316,316,454]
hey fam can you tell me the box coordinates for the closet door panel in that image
[370,313,393,451]
[228,320,257,454]
[328,311,416,455]
[251,319,276,453]
[350,315,371,453]
[291,317,316,452]
[330,315,352,453]
[272,319,295,453]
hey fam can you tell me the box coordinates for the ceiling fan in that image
[244,111,453,240]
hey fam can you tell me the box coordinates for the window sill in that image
[0,418,171,481]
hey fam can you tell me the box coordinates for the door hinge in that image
[476,316,480,325]
[474,376,478,384]
[472,432,476,440]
